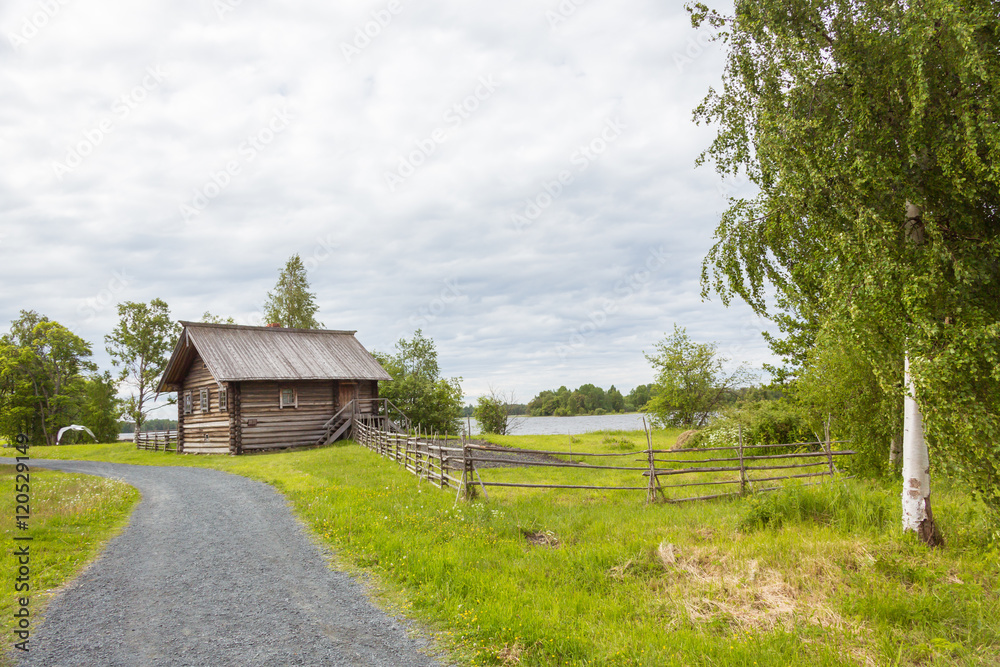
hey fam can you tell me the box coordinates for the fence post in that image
[415,429,421,479]
[738,425,747,495]
[824,417,835,477]
[643,417,660,504]
[463,444,475,501]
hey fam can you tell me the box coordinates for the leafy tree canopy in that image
[644,325,755,428]
[692,0,1000,507]
[201,311,235,324]
[0,311,106,445]
[374,330,463,435]
[527,384,643,416]
[79,371,123,444]
[473,387,519,436]
[105,299,180,437]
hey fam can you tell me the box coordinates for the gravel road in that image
[6,459,445,667]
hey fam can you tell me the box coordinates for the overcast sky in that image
[1,0,773,410]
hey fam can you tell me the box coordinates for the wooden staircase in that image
[318,401,355,446]
[317,398,414,447]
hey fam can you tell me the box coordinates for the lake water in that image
[465,413,652,436]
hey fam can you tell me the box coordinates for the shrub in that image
[690,399,817,449]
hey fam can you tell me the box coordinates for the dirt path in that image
[8,459,444,667]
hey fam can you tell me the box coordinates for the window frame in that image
[218,387,228,411]
[199,388,209,412]
[183,391,192,415]
[279,387,297,409]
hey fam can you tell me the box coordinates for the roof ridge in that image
[178,321,357,335]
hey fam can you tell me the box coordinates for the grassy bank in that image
[0,465,139,666]
[29,434,1000,665]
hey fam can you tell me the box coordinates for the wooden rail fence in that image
[354,419,467,494]
[353,419,854,504]
[134,429,177,452]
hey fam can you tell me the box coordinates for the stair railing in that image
[319,399,355,443]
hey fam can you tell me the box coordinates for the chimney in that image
[266,323,281,328]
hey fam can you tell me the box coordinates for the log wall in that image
[179,353,232,454]
[239,380,336,450]
[358,380,378,411]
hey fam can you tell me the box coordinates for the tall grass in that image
[738,478,896,533]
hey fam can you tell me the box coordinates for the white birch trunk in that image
[901,354,941,545]
[901,355,929,531]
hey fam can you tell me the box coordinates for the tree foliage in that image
[473,387,519,435]
[792,321,904,476]
[644,325,754,428]
[79,371,124,444]
[201,311,235,324]
[105,299,180,437]
[0,311,116,445]
[262,255,323,329]
[692,0,1000,508]
[374,330,463,435]
[625,384,658,413]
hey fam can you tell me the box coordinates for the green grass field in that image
[26,433,1000,666]
[0,464,139,666]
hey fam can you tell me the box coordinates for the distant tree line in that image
[462,403,528,418]
[526,384,657,417]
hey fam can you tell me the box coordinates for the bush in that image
[691,398,817,449]
[474,395,510,435]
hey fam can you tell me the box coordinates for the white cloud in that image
[0,0,772,405]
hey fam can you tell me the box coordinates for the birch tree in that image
[691,0,1000,536]
[105,299,180,439]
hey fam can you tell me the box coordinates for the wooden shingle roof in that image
[156,321,391,392]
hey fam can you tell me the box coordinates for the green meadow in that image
[26,432,1000,666]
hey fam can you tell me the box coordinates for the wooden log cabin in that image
[156,322,392,454]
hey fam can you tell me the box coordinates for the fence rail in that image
[353,418,854,504]
[134,430,177,452]
[353,419,468,492]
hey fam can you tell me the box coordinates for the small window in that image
[200,388,209,412]
[218,388,228,411]
[280,387,297,408]
[183,392,192,415]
